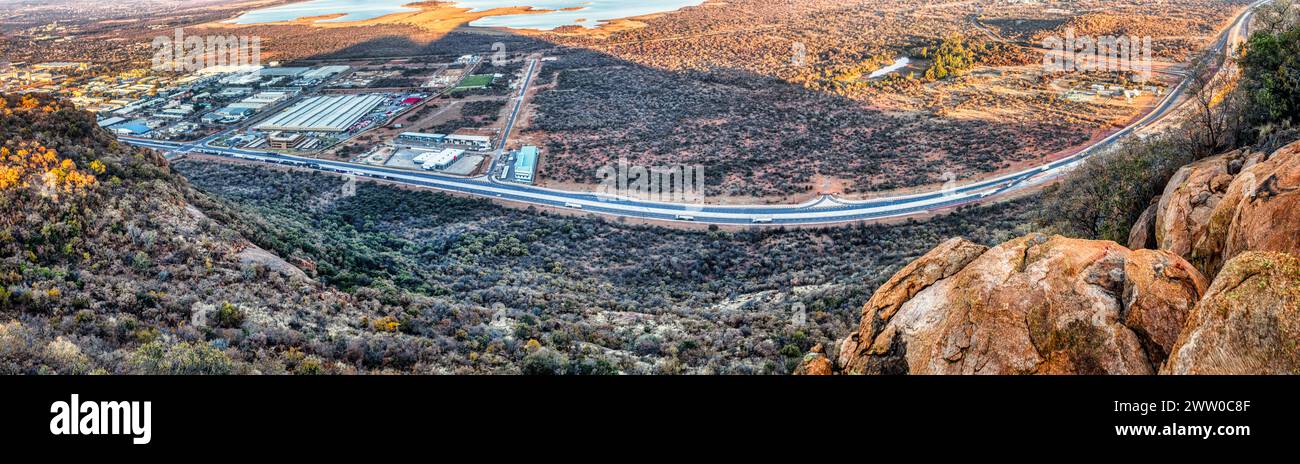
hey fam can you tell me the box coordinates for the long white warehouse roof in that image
[256,95,384,132]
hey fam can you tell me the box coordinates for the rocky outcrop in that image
[1128,197,1161,250]
[1149,141,1300,277]
[792,344,833,375]
[1123,250,1208,366]
[1153,149,1249,272]
[799,142,1300,376]
[237,245,310,281]
[1163,252,1300,374]
[831,234,1206,375]
[1200,142,1300,277]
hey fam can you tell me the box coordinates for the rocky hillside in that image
[801,141,1300,375]
[0,94,486,374]
[4,94,1047,375]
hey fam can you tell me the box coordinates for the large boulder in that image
[836,237,989,374]
[1163,252,1300,374]
[1199,142,1300,277]
[1153,149,1248,273]
[834,234,1206,375]
[1127,197,1160,250]
[1150,141,1299,278]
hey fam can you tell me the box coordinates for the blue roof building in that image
[514,146,538,184]
[110,119,151,136]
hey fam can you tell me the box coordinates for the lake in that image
[868,57,911,79]
[225,0,707,30]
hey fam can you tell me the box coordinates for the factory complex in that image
[255,95,386,133]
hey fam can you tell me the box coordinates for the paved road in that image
[121,1,1266,226]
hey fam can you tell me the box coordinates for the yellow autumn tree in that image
[0,142,98,193]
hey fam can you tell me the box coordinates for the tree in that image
[1255,0,1298,35]
[1239,24,1300,133]
[1186,54,1232,156]
[923,35,975,81]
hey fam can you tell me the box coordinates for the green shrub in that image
[521,348,567,375]
[132,340,234,375]
[1039,136,1193,241]
[213,302,246,329]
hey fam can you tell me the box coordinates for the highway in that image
[120,1,1266,226]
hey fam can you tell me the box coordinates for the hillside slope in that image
[3,94,1047,375]
[0,94,430,374]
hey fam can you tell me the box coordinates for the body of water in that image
[225,0,707,30]
[868,57,911,79]
[226,0,420,24]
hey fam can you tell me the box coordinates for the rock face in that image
[1201,142,1300,277]
[796,142,1300,376]
[1150,141,1300,278]
[834,234,1206,375]
[1153,150,1247,272]
[1163,252,1300,374]
[792,344,833,375]
[1128,197,1160,250]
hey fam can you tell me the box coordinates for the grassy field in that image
[453,74,495,91]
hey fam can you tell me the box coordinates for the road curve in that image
[121,1,1266,226]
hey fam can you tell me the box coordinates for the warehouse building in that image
[109,119,152,136]
[397,132,446,145]
[302,66,350,80]
[446,134,494,151]
[258,67,309,77]
[204,106,255,124]
[414,148,464,170]
[256,95,384,133]
[514,146,538,184]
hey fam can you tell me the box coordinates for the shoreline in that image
[206,1,705,36]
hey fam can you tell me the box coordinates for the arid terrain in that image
[1,0,1251,199]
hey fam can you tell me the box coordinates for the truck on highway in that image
[564,203,584,209]
[752,216,773,224]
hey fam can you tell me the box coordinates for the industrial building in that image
[256,95,384,133]
[398,132,446,145]
[229,91,293,111]
[97,116,126,128]
[396,130,494,151]
[413,148,464,170]
[109,119,152,136]
[257,67,309,78]
[266,131,306,149]
[514,146,538,184]
[204,106,255,124]
[446,133,494,151]
[301,66,349,80]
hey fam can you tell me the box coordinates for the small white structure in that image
[413,148,464,170]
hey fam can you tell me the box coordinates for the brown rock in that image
[793,344,834,376]
[837,237,989,373]
[1210,173,1234,193]
[1128,197,1160,250]
[1162,252,1300,374]
[1151,142,1300,279]
[1123,250,1208,366]
[837,234,1206,375]
[1199,142,1300,277]
[1154,150,1241,271]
